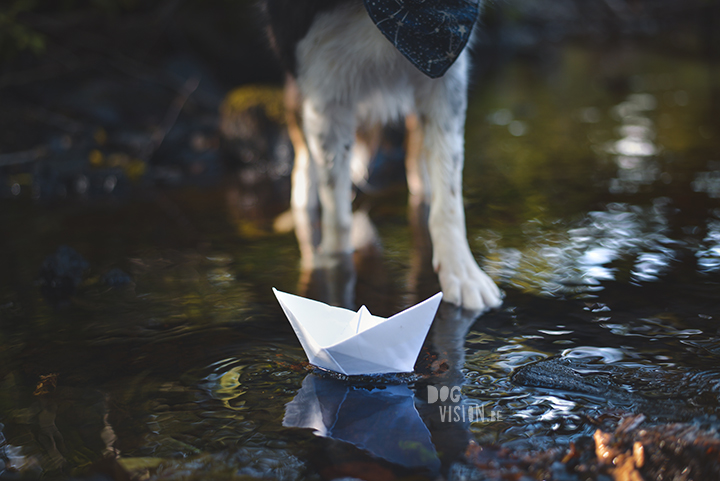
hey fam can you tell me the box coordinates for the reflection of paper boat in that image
[273,289,442,375]
[284,374,440,470]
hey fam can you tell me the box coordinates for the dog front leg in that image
[418,75,502,311]
[303,99,356,257]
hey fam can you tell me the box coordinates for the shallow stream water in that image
[1,39,720,480]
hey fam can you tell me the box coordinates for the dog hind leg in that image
[405,113,431,208]
[302,98,356,257]
[285,76,321,264]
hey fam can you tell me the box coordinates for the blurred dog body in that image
[260,0,502,310]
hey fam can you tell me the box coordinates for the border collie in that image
[259,0,502,310]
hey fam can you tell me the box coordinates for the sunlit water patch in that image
[480,200,681,296]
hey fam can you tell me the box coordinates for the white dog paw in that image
[435,249,503,311]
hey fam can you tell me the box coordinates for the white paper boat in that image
[273,288,443,375]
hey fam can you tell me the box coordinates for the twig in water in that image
[0,147,47,167]
[139,76,200,162]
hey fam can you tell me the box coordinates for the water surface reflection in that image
[283,375,439,471]
[1,38,720,480]
[482,200,680,295]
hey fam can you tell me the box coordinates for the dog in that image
[259,0,502,311]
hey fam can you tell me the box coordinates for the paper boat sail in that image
[273,288,443,375]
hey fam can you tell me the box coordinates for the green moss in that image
[0,0,45,59]
[221,85,287,125]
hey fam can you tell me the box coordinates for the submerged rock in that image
[511,356,621,398]
[40,245,89,304]
[511,355,720,420]
[101,268,132,287]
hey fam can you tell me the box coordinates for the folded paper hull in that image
[273,289,443,375]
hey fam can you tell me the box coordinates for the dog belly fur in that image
[297,2,416,124]
[263,0,502,310]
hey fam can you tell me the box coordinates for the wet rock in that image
[463,415,720,480]
[511,356,720,420]
[511,356,627,399]
[593,414,720,481]
[40,245,89,304]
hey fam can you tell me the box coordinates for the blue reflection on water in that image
[284,374,440,471]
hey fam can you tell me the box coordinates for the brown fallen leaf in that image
[34,373,59,396]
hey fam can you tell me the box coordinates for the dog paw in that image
[434,248,503,311]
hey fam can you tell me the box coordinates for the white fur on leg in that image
[417,56,502,311]
[290,137,320,265]
[294,3,502,309]
[285,77,321,265]
[302,99,355,256]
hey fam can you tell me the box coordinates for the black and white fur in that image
[261,0,502,310]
